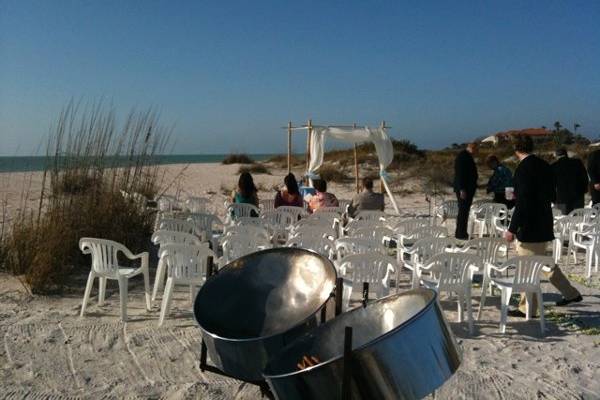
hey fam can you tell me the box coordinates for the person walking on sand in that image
[587,148,600,205]
[552,148,588,215]
[504,135,582,318]
[347,177,384,218]
[453,142,479,240]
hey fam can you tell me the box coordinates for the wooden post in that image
[287,121,292,174]
[306,119,312,177]
[379,121,386,193]
[353,123,359,193]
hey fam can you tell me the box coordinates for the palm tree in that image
[554,121,562,132]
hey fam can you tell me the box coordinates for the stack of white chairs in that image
[337,253,397,308]
[402,237,456,288]
[484,256,552,335]
[150,230,206,302]
[571,222,600,281]
[470,203,508,238]
[417,253,481,334]
[397,226,448,264]
[187,212,222,247]
[157,243,215,326]
[261,209,296,243]
[79,238,152,322]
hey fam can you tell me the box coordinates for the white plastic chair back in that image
[335,237,384,259]
[227,203,260,220]
[157,195,178,212]
[276,206,306,220]
[392,218,430,234]
[354,210,387,221]
[185,196,210,213]
[503,256,552,292]
[316,206,342,215]
[409,237,457,264]
[221,233,271,264]
[223,225,270,242]
[260,199,276,212]
[262,209,295,229]
[569,208,596,223]
[351,226,394,243]
[291,218,335,232]
[345,219,386,237]
[160,244,215,280]
[399,226,448,245]
[338,253,396,298]
[285,235,334,258]
[338,199,351,214]
[188,213,222,237]
[422,253,480,291]
[435,200,459,222]
[461,237,507,265]
[151,230,204,247]
[158,218,196,234]
[292,226,337,241]
[308,211,341,222]
[79,238,131,276]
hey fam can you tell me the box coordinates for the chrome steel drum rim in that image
[194,247,337,343]
[263,288,440,379]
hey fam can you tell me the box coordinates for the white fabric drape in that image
[306,126,399,214]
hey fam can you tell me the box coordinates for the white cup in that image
[505,187,515,200]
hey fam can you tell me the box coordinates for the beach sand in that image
[1,163,600,399]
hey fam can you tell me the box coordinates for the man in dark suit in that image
[505,135,582,317]
[587,148,600,205]
[453,142,478,240]
[552,148,589,215]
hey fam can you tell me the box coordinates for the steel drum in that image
[194,248,337,382]
[263,288,461,400]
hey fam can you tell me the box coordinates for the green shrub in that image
[222,153,254,164]
[238,164,270,175]
[318,164,348,182]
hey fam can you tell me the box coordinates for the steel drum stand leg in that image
[342,326,353,400]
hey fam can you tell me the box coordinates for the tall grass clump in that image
[222,153,254,164]
[0,101,170,293]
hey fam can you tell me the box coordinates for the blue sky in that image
[1,0,599,155]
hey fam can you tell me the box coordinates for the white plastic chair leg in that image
[466,288,473,335]
[117,277,128,322]
[457,292,464,323]
[143,267,152,311]
[152,259,166,302]
[98,277,107,306]
[80,272,95,317]
[499,288,509,333]
[477,276,489,321]
[525,292,533,320]
[537,290,545,336]
[158,278,175,326]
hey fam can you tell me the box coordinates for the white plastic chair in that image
[157,244,215,326]
[157,195,178,212]
[335,237,384,260]
[222,225,271,243]
[79,238,151,322]
[285,235,334,259]
[291,225,338,241]
[262,209,296,243]
[226,203,260,224]
[220,233,271,265]
[469,203,508,238]
[402,237,457,288]
[391,218,430,235]
[344,219,386,238]
[351,226,394,245]
[435,200,459,226]
[568,208,596,223]
[338,199,351,214]
[485,256,552,335]
[151,230,207,302]
[552,216,583,265]
[418,253,481,334]
[397,226,448,265]
[337,253,397,300]
[260,198,276,212]
[158,218,196,235]
[315,206,342,215]
[571,223,600,281]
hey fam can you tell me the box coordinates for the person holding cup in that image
[485,154,514,208]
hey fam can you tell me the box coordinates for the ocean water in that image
[0,154,276,173]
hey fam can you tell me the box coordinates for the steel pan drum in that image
[194,248,337,382]
[263,288,461,400]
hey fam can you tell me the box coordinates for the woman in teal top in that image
[231,172,259,213]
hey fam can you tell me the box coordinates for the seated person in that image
[231,171,259,216]
[348,177,384,217]
[274,173,304,208]
[307,179,339,213]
